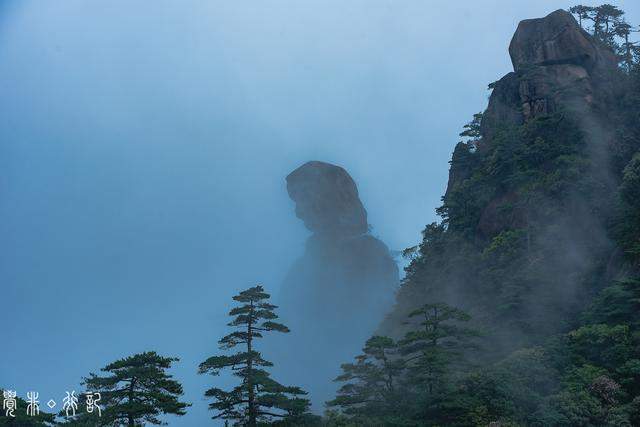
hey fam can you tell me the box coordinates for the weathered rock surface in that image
[380,9,619,351]
[477,191,525,237]
[481,9,617,140]
[275,160,398,409]
[463,9,618,237]
[286,161,367,236]
[480,72,523,142]
[509,9,617,73]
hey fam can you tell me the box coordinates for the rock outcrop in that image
[274,161,398,409]
[286,161,368,236]
[508,10,617,74]
[380,9,620,353]
[481,9,617,142]
[460,9,618,237]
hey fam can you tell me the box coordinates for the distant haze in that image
[1,1,637,425]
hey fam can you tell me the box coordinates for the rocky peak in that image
[449,9,621,238]
[280,162,398,405]
[509,9,617,73]
[480,9,618,142]
[286,161,368,236]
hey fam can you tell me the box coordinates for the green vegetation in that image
[199,285,316,426]
[3,4,640,426]
[570,4,639,69]
[66,351,189,426]
[328,302,481,426]
[327,336,406,424]
[324,5,640,426]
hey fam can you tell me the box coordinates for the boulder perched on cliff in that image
[275,160,398,409]
[286,161,367,236]
[481,9,617,141]
[467,9,620,237]
[509,9,617,73]
[381,9,621,358]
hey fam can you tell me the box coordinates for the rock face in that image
[286,161,367,236]
[466,9,618,237]
[380,9,620,354]
[481,9,617,142]
[508,9,616,73]
[275,161,398,409]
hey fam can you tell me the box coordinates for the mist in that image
[2,1,639,425]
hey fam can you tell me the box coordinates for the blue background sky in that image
[1,1,638,425]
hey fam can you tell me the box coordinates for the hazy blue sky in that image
[2,1,638,425]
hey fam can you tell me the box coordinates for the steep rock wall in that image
[274,161,398,408]
[379,10,621,355]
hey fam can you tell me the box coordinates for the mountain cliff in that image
[327,7,640,425]
[276,160,398,409]
[379,9,628,352]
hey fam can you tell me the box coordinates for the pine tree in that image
[327,336,405,421]
[614,20,640,72]
[79,351,189,426]
[570,5,594,30]
[595,4,625,44]
[570,4,640,70]
[459,112,483,151]
[199,285,312,426]
[459,113,483,141]
[570,4,626,50]
[400,303,478,396]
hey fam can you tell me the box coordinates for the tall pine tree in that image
[80,351,189,426]
[199,285,313,426]
[570,5,593,29]
[400,303,478,396]
[327,336,405,422]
